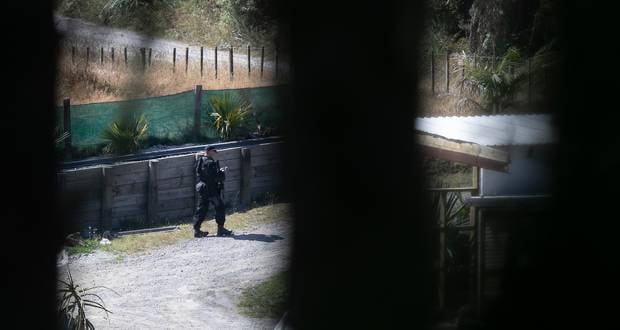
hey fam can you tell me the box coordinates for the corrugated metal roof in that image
[414,114,557,146]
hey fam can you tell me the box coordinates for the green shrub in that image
[101,109,149,155]
[208,93,252,141]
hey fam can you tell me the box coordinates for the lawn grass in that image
[97,202,290,255]
[237,270,289,319]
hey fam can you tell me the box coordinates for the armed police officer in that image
[193,145,233,238]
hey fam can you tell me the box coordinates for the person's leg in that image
[214,196,232,236]
[192,193,209,236]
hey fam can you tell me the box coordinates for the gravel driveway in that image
[57,219,291,329]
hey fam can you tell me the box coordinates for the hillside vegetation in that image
[55,0,278,48]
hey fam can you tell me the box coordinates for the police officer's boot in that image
[217,225,233,237]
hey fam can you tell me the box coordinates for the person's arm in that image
[195,155,203,179]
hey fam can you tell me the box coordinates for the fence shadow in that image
[227,233,284,242]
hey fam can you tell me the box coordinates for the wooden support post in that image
[260,46,265,79]
[147,160,159,227]
[193,85,202,142]
[101,166,114,230]
[63,98,72,159]
[431,50,435,96]
[72,46,76,65]
[438,191,447,312]
[124,47,128,66]
[140,48,146,71]
[528,57,532,105]
[148,48,152,67]
[445,51,450,93]
[247,45,251,77]
[100,47,104,64]
[172,48,176,72]
[111,47,115,63]
[86,47,90,65]
[229,46,234,80]
[200,46,204,77]
[215,46,218,79]
[240,148,252,209]
[185,47,189,73]
[476,208,484,317]
[275,47,279,80]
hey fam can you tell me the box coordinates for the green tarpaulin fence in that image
[56,85,285,149]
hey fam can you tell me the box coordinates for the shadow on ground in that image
[224,234,284,242]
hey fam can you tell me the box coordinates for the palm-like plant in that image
[459,47,526,113]
[208,93,252,141]
[57,265,119,329]
[101,109,149,155]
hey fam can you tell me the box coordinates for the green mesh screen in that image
[56,85,285,149]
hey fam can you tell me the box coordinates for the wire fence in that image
[59,41,288,81]
[420,50,559,109]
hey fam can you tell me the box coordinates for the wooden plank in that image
[193,85,202,142]
[112,161,148,174]
[253,163,282,177]
[74,200,102,212]
[240,148,252,208]
[147,160,159,226]
[158,176,194,190]
[158,187,194,201]
[112,194,146,208]
[158,197,194,211]
[247,142,283,154]
[101,166,113,230]
[62,167,101,181]
[158,154,196,169]
[416,133,509,172]
[111,205,146,218]
[111,182,147,196]
[112,172,148,186]
[158,165,194,180]
[465,195,550,208]
[158,208,194,221]
[438,191,447,311]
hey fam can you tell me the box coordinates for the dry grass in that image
[100,203,291,255]
[56,47,287,105]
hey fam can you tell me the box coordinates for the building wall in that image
[480,145,553,196]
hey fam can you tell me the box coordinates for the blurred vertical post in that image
[528,57,532,105]
[148,48,152,67]
[193,85,202,142]
[229,46,234,80]
[86,47,90,66]
[124,47,128,67]
[431,50,435,96]
[260,46,265,79]
[173,48,176,72]
[275,47,279,80]
[140,48,146,72]
[445,51,450,93]
[185,47,189,73]
[111,47,115,64]
[71,46,75,65]
[63,98,72,160]
[200,46,204,77]
[100,47,103,65]
[247,44,251,78]
[215,46,218,79]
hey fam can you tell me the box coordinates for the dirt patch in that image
[58,214,291,329]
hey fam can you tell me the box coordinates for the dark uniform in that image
[192,154,228,236]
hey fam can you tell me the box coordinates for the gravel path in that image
[58,220,291,329]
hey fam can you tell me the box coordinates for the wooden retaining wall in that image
[58,142,283,230]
